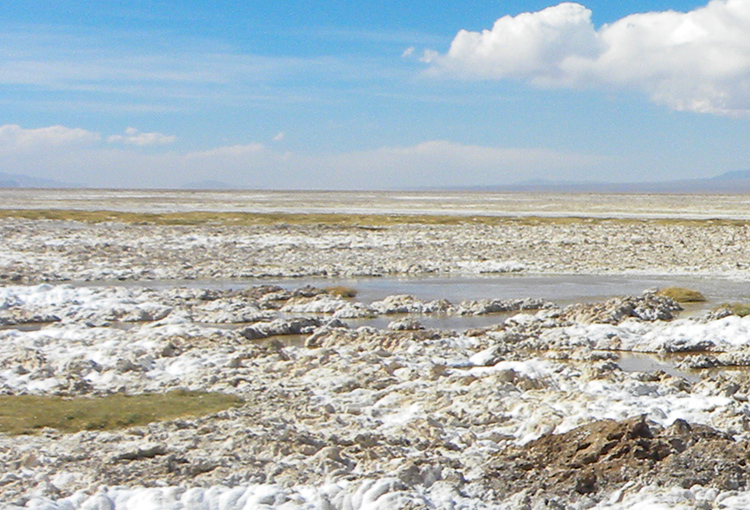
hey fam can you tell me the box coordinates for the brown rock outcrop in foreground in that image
[486,416,750,504]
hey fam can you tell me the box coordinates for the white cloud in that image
[402,46,415,58]
[0,124,602,189]
[429,0,750,115]
[272,132,285,142]
[0,124,100,154]
[420,49,439,64]
[437,3,599,82]
[186,143,265,160]
[107,127,176,146]
[328,140,601,187]
[0,26,409,113]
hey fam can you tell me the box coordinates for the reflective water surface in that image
[77,273,750,311]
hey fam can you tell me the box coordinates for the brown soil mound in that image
[486,416,750,503]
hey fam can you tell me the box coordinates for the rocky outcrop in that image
[562,292,682,324]
[238,317,323,339]
[371,295,454,315]
[458,297,554,316]
[486,416,750,504]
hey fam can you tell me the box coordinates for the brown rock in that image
[485,416,750,505]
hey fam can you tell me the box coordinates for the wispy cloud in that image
[325,140,603,187]
[284,26,446,47]
[0,44,317,90]
[186,143,265,159]
[107,127,176,146]
[0,25,416,113]
[0,123,603,189]
[0,124,99,154]
[428,1,750,116]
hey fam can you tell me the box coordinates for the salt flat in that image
[4,188,750,219]
[3,190,750,509]
[2,212,750,284]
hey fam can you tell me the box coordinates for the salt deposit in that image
[4,201,750,509]
[4,215,750,283]
[1,280,750,509]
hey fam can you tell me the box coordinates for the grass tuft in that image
[656,286,707,303]
[714,302,750,317]
[0,390,243,435]
[324,286,357,298]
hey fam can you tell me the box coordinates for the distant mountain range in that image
[181,180,238,190]
[5,170,750,192]
[455,170,750,194]
[0,172,80,189]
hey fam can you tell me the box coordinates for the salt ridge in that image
[3,284,750,508]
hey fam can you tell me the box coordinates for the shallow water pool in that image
[76,273,750,310]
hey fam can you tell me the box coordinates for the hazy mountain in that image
[4,169,750,193]
[710,169,750,181]
[453,169,750,194]
[0,172,80,188]
[181,180,241,190]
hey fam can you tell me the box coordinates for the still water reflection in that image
[73,273,750,329]
[77,273,750,309]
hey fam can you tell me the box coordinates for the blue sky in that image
[1,0,748,189]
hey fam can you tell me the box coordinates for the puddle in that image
[0,322,54,332]
[344,312,512,332]
[250,334,307,348]
[16,274,750,349]
[63,273,750,336]
[616,352,700,382]
[69,273,750,313]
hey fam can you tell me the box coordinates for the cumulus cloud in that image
[0,124,100,153]
[107,127,176,146]
[437,3,599,82]
[429,0,750,115]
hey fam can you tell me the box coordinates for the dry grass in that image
[714,303,750,317]
[0,208,559,226]
[0,390,243,435]
[1,208,749,228]
[656,287,707,303]
[324,286,358,298]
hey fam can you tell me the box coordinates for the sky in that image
[2,0,750,189]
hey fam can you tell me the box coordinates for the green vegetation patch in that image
[0,390,243,435]
[656,286,707,303]
[714,302,750,317]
